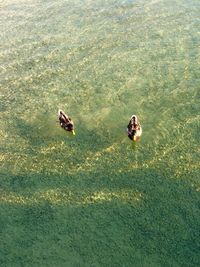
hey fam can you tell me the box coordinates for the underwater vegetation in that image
[0,0,200,266]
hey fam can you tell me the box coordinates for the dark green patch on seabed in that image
[0,0,200,266]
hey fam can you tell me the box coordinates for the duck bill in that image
[71,130,75,135]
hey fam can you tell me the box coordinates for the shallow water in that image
[1,0,200,266]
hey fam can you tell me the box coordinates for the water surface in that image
[0,0,200,266]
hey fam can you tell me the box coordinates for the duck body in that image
[127,115,142,141]
[58,109,75,135]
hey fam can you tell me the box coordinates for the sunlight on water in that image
[0,188,143,206]
[1,0,199,206]
[0,0,200,266]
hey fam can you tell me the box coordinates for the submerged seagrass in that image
[0,0,200,266]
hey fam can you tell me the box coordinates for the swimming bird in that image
[58,109,75,135]
[127,115,142,141]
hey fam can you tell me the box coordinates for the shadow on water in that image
[11,112,112,148]
[11,116,46,147]
[1,170,200,266]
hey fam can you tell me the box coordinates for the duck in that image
[58,109,75,135]
[127,115,142,141]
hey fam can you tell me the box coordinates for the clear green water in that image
[0,0,200,266]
